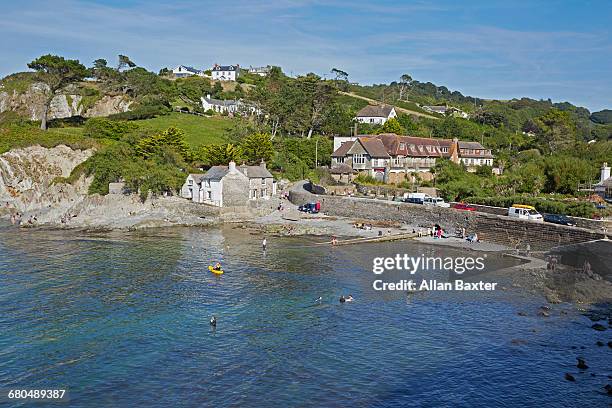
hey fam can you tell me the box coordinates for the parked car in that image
[424,197,451,208]
[507,204,543,221]
[298,202,319,214]
[452,203,476,211]
[403,197,424,205]
[543,213,575,226]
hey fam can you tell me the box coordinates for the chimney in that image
[601,162,611,183]
[229,161,236,172]
[260,159,266,169]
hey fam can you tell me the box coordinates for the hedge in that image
[465,195,595,218]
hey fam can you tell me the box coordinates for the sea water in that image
[0,224,609,407]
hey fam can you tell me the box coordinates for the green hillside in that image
[131,113,231,147]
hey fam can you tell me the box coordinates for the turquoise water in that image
[0,224,610,407]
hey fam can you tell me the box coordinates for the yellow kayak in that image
[208,265,224,275]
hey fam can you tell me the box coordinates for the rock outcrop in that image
[0,145,221,230]
[0,83,131,120]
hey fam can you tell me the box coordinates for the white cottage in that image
[181,161,275,207]
[172,65,202,78]
[354,104,397,125]
[211,64,240,81]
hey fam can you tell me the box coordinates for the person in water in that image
[214,262,222,271]
[262,237,267,251]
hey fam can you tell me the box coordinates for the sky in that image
[1,0,611,111]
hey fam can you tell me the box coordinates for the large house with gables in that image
[211,64,240,81]
[331,134,493,183]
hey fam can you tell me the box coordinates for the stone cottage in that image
[181,161,275,207]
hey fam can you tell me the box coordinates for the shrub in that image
[465,195,595,218]
[83,117,139,140]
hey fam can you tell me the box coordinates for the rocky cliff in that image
[0,145,220,229]
[0,83,132,120]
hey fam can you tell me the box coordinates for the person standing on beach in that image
[262,237,267,251]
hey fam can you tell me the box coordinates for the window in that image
[250,189,256,199]
[262,189,267,197]
[399,143,405,150]
[353,154,366,164]
[441,147,448,153]
[261,178,266,185]
[188,179,193,185]
[206,191,212,200]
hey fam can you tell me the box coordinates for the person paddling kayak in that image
[213,262,222,271]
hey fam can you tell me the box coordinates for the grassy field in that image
[132,112,232,147]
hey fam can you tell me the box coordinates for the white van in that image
[508,205,543,221]
[424,197,451,208]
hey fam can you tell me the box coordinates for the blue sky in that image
[1,0,610,111]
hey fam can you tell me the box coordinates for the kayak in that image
[208,265,224,275]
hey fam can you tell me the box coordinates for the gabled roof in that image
[174,65,201,73]
[458,141,487,150]
[188,173,206,183]
[423,105,448,113]
[201,164,273,181]
[202,166,229,180]
[331,141,354,157]
[594,177,612,188]
[355,104,395,118]
[358,137,390,158]
[212,65,238,71]
[202,96,239,106]
[238,164,273,178]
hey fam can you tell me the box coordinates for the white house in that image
[201,95,241,114]
[422,105,469,118]
[354,104,397,125]
[211,64,240,81]
[201,95,261,116]
[172,65,202,78]
[595,162,611,201]
[248,65,272,76]
[181,161,275,207]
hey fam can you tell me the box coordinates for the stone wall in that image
[462,203,606,231]
[289,181,607,251]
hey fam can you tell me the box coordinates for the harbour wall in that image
[290,181,608,251]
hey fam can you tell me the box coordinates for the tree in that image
[27,54,89,130]
[377,117,405,135]
[117,55,136,71]
[200,143,244,166]
[331,68,348,82]
[398,73,413,101]
[136,127,191,160]
[534,109,576,153]
[241,133,274,163]
[212,81,223,98]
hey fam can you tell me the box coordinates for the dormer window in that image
[399,143,405,150]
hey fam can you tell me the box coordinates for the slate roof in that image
[423,105,448,113]
[238,164,273,178]
[202,166,229,180]
[201,165,273,181]
[175,65,201,73]
[212,65,238,71]
[355,104,395,118]
[458,141,494,158]
[595,177,612,188]
[202,96,239,106]
[189,173,206,183]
